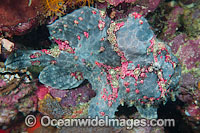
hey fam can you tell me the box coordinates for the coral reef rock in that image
[0,0,43,37]
[0,62,37,127]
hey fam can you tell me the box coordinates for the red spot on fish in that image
[143,96,148,99]
[139,20,143,24]
[126,88,130,93]
[35,52,42,57]
[77,35,81,40]
[30,54,37,59]
[70,72,75,77]
[31,60,40,66]
[100,112,105,116]
[154,56,158,62]
[140,101,145,104]
[101,94,107,101]
[140,73,147,78]
[78,17,83,21]
[84,32,89,38]
[55,39,75,54]
[116,21,125,28]
[30,52,42,59]
[103,88,108,94]
[95,61,101,66]
[149,97,155,101]
[108,101,112,107]
[92,10,97,14]
[132,12,142,19]
[124,81,130,87]
[98,20,105,30]
[101,37,105,41]
[74,20,79,24]
[50,60,57,64]
[135,89,139,94]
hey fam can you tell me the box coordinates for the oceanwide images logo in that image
[25,115,175,129]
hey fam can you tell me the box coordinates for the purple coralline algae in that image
[57,84,96,108]
[126,0,161,16]
[162,6,184,41]
[170,34,200,71]
[105,0,136,7]
[37,83,95,119]
[97,0,161,19]
[5,7,181,119]
[178,37,200,70]
[178,73,200,130]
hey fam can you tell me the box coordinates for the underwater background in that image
[0,0,199,133]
